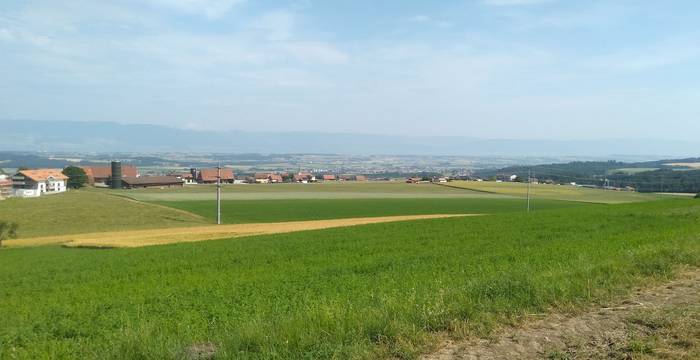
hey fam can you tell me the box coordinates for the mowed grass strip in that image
[4,214,476,248]
[445,181,659,203]
[0,190,208,238]
[154,197,581,224]
[1,199,699,359]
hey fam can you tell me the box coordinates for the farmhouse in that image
[12,169,68,197]
[294,172,316,183]
[355,175,367,181]
[121,176,184,189]
[322,175,336,181]
[0,175,12,200]
[197,168,234,184]
[81,165,138,186]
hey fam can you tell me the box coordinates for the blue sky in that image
[1,0,699,140]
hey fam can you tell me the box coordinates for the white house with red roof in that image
[12,169,68,197]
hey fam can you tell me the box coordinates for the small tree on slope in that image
[62,166,88,189]
[0,222,18,248]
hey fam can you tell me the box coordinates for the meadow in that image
[154,197,580,225]
[0,190,207,238]
[445,180,660,203]
[116,182,505,201]
[1,199,699,359]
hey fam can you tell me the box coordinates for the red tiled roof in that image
[199,168,234,182]
[82,165,138,179]
[270,174,283,182]
[19,169,68,181]
[323,175,336,180]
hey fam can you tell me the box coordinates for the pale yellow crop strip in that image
[4,214,481,249]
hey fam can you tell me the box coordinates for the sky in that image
[1,0,699,140]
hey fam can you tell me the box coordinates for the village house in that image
[81,165,138,186]
[0,174,12,200]
[322,174,336,181]
[294,172,316,183]
[121,176,184,189]
[255,173,283,183]
[355,175,367,181]
[12,169,68,197]
[197,168,234,184]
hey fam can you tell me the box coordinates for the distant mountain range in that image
[2,120,698,158]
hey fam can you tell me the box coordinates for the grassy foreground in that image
[155,197,581,224]
[0,190,207,238]
[1,199,699,359]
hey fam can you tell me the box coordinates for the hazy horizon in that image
[2,1,700,141]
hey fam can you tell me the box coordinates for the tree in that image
[62,166,88,189]
[0,222,18,247]
[696,193,700,199]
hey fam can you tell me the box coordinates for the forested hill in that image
[475,158,700,193]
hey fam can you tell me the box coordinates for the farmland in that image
[445,181,659,203]
[0,190,207,238]
[116,182,504,201]
[1,199,698,359]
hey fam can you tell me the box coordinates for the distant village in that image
[0,161,452,199]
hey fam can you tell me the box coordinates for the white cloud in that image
[144,0,246,19]
[248,10,296,41]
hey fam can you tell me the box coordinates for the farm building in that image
[169,171,196,184]
[254,173,283,183]
[0,175,12,200]
[322,175,336,181]
[198,168,234,184]
[294,172,316,183]
[81,165,138,186]
[355,175,367,181]
[12,169,68,197]
[121,176,184,189]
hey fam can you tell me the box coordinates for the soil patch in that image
[423,268,700,360]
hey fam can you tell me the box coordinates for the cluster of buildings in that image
[0,162,372,199]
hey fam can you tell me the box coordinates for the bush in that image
[696,193,700,199]
[0,221,18,247]
[62,166,88,189]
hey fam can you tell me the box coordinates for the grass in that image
[154,197,582,224]
[445,181,660,203]
[1,199,699,359]
[0,190,207,238]
[115,182,503,201]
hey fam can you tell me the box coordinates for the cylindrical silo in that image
[111,161,122,189]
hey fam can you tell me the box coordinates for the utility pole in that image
[216,163,221,225]
[526,168,531,213]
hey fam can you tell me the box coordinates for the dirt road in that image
[423,268,700,360]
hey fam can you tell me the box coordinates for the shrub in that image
[0,221,18,247]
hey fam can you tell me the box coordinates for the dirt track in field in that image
[422,268,700,360]
[4,214,476,249]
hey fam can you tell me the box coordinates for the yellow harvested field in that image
[4,214,477,249]
[666,162,700,169]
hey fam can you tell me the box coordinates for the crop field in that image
[154,197,581,225]
[116,182,504,201]
[4,214,475,248]
[445,181,660,203]
[0,190,207,238]
[1,199,699,359]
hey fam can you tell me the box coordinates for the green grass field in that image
[0,190,207,238]
[446,181,659,203]
[1,199,698,359]
[117,182,504,201]
[155,198,582,224]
